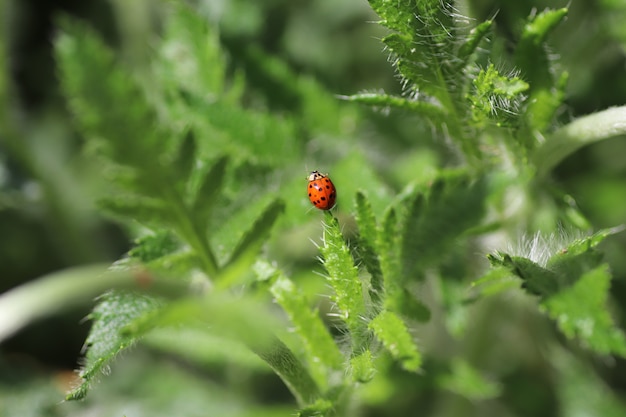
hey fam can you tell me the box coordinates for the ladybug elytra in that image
[307,171,337,210]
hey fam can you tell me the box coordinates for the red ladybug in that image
[307,171,337,210]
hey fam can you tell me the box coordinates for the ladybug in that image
[307,171,337,210]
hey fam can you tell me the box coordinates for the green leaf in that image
[390,288,431,322]
[526,71,568,133]
[437,358,502,401]
[98,196,174,226]
[369,310,421,372]
[173,129,197,185]
[377,207,402,296]
[515,8,568,131]
[546,237,607,289]
[468,267,520,301]
[159,3,227,98]
[128,231,179,263]
[56,18,168,174]
[268,264,344,390]
[319,213,367,345]
[192,155,229,227]
[534,106,626,176]
[254,337,323,406]
[542,264,626,356]
[67,290,163,400]
[455,20,493,69]
[354,192,384,303]
[401,174,486,279]
[339,93,447,121]
[350,350,376,383]
[515,8,568,90]
[487,252,559,297]
[218,199,285,288]
[467,64,529,128]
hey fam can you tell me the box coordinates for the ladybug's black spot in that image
[330,192,335,198]
[325,185,330,189]
[321,197,326,201]
[309,184,313,188]
[308,193,312,197]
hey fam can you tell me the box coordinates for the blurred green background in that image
[1,0,626,416]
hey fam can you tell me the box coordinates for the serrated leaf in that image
[515,8,568,131]
[455,20,493,69]
[218,199,285,288]
[354,192,384,302]
[268,266,344,389]
[173,129,197,185]
[128,231,179,263]
[546,227,624,288]
[401,174,486,279]
[526,71,568,133]
[340,93,447,121]
[377,207,402,293]
[297,399,333,417]
[192,155,228,228]
[350,350,375,383]
[515,8,568,88]
[67,290,162,400]
[468,64,529,128]
[160,3,226,98]
[369,310,421,372]
[56,19,167,172]
[487,252,559,297]
[542,264,626,356]
[468,267,520,301]
[98,196,174,226]
[320,214,367,337]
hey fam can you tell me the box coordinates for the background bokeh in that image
[2,0,626,416]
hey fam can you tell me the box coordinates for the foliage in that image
[2,0,626,416]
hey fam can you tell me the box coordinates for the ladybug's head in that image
[308,171,325,182]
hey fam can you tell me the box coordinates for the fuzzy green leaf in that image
[526,71,568,133]
[268,265,344,389]
[354,192,384,302]
[67,290,162,400]
[192,155,229,228]
[515,8,568,131]
[542,264,626,356]
[340,93,447,121]
[377,206,401,285]
[128,231,180,263]
[320,214,367,340]
[218,199,285,288]
[350,350,376,383]
[487,253,559,297]
[468,64,529,128]
[455,20,493,69]
[369,310,421,371]
[516,8,568,89]
[401,174,486,280]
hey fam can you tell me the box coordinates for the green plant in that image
[1,1,626,416]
